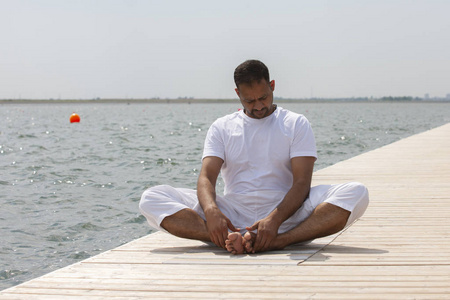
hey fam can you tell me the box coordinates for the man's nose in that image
[254,100,264,110]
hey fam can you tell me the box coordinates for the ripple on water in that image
[46,234,73,243]
[0,270,27,280]
[68,251,91,260]
[17,134,37,139]
[69,222,106,232]
[92,182,115,189]
[125,215,146,224]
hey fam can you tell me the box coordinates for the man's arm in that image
[197,156,240,249]
[247,156,316,252]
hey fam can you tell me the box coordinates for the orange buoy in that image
[70,113,80,123]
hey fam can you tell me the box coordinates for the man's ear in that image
[270,80,275,91]
[235,88,240,97]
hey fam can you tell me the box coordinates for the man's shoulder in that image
[212,110,242,126]
[275,106,308,124]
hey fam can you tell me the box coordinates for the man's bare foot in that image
[225,232,245,255]
[243,231,257,253]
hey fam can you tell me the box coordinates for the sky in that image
[1,0,449,100]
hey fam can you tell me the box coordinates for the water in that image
[1,101,449,289]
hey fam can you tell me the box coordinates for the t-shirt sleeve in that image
[290,116,318,159]
[202,121,225,161]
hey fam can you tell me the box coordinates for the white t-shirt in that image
[202,106,317,223]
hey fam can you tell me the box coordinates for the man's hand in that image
[246,217,280,253]
[205,207,240,249]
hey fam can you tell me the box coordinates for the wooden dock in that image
[1,123,449,299]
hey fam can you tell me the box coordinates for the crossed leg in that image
[160,208,211,242]
[159,203,350,254]
[225,202,351,254]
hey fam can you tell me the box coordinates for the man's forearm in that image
[267,180,311,226]
[197,176,219,215]
[197,156,224,216]
[265,156,315,227]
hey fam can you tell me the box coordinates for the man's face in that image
[235,80,275,119]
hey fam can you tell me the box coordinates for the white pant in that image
[139,182,369,234]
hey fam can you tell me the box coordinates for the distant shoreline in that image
[1,98,449,104]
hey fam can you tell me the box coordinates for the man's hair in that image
[234,60,270,88]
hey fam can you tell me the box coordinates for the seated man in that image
[139,59,369,254]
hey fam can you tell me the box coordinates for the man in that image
[139,59,369,254]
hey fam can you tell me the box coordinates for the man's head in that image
[234,60,270,88]
[234,60,275,119]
